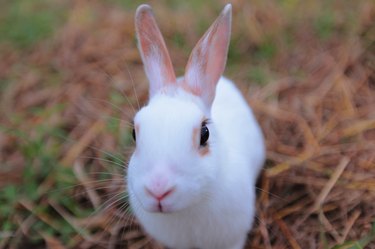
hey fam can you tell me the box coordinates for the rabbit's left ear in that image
[135,5,176,98]
[183,4,232,108]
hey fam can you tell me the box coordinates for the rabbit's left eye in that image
[132,128,136,141]
[200,123,209,146]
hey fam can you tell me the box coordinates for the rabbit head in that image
[127,4,232,213]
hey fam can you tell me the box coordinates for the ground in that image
[0,0,374,248]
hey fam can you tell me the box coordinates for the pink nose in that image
[145,187,175,201]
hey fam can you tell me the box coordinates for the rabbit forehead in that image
[134,94,205,157]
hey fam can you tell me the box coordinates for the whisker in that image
[47,179,124,196]
[124,63,141,111]
[90,68,138,124]
[99,114,134,128]
[86,97,133,121]
[103,201,129,235]
[77,192,127,235]
[79,156,126,168]
[88,171,124,177]
[56,133,128,165]
[256,187,286,201]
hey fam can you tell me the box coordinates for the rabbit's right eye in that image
[132,128,136,141]
[200,123,209,146]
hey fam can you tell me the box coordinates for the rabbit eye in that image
[200,123,209,146]
[132,128,136,141]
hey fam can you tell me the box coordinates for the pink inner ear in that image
[183,5,231,108]
[138,16,175,84]
[136,5,176,96]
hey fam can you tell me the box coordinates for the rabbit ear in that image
[135,5,176,98]
[183,4,232,108]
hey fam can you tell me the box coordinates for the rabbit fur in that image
[126,4,265,249]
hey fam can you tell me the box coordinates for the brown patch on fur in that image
[199,145,210,157]
[192,126,200,148]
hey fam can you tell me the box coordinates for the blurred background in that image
[0,0,374,248]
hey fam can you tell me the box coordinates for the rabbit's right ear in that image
[135,5,176,98]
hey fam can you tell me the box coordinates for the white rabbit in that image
[127,4,265,249]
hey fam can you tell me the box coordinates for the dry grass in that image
[0,0,374,248]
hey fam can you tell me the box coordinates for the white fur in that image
[127,4,265,249]
[127,78,265,249]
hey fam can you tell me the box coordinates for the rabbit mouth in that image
[140,199,176,214]
[132,188,177,213]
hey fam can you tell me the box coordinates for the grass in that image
[0,0,374,248]
[0,0,66,49]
